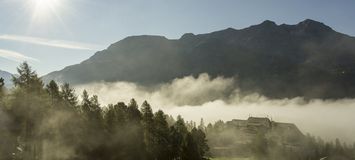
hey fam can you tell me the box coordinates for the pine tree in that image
[183,132,200,160]
[141,101,154,127]
[0,77,4,97]
[10,62,48,160]
[60,83,78,107]
[79,90,106,159]
[153,110,171,160]
[104,104,117,133]
[126,99,145,160]
[170,115,188,159]
[81,90,102,127]
[198,118,205,131]
[113,102,128,126]
[0,77,4,87]
[0,78,16,159]
[46,80,61,105]
[191,128,210,159]
[127,99,141,122]
[81,90,91,116]
[12,62,43,92]
[141,101,154,159]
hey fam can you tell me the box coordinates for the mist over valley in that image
[75,73,355,143]
[1,5,355,158]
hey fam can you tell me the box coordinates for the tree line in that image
[0,62,210,160]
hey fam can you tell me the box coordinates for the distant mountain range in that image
[0,70,14,88]
[43,19,355,99]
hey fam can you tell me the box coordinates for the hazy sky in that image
[0,0,355,75]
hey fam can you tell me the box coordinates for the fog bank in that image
[75,74,355,143]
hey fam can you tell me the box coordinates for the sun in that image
[27,0,68,29]
[34,0,53,10]
[30,0,62,17]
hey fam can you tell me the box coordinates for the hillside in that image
[43,19,355,99]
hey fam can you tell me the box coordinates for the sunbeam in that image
[31,0,61,15]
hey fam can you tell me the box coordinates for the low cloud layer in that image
[75,74,355,143]
[76,74,235,107]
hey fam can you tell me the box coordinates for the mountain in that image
[0,70,14,88]
[43,19,355,99]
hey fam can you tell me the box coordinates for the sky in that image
[0,0,355,75]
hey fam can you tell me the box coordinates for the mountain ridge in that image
[43,19,355,99]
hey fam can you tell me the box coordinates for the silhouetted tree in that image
[0,77,4,97]
[46,80,61,105]
[141,101,154,160]
[191,128,210,160]
[153,110,171,160]
[10,62,48,160]
[60,83,77,107]
[12,62,43,92]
